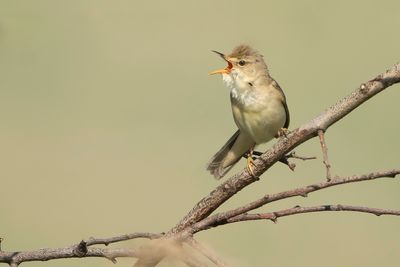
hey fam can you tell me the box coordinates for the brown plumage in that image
[207,45,290,179]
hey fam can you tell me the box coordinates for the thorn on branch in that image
[270,213,278,223]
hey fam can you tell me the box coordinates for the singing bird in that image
[207,45,290,179]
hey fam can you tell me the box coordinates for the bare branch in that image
[189,169,400,233]
[86,232,163,246]
[0,246,138,266]
[318,130,332,180]
[223,205,400,224]
[0,232,161,266]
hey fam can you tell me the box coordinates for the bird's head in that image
[210,45,269,88]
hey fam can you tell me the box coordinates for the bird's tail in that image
[206,130,241,180]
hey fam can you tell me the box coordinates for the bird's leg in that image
[246,145,257,177]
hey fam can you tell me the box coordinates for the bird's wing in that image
[271,79,290,129]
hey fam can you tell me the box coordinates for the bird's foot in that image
[246,154,257,178]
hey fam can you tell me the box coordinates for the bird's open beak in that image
[209,50,233,75]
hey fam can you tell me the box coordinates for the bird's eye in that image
[238,60,246,66]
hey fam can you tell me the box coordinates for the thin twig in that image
[86,232,163,246]
[318,130,332,181]
[224,204,400,224]
[278,151,317,171]
[187,238,231,267]
[285,151,317,161]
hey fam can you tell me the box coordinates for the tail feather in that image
[206,130,241,179]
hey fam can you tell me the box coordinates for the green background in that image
[1,1,399,266]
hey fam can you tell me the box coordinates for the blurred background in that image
[1,1,399,267]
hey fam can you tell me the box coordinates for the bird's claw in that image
[246,155,257,178]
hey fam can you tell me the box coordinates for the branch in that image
[0,232,160,266]
[0,246,138,266]
[222,205,400,225]
[189,169,400,233]
[318,130,332,180]
[86,232,163,246]
[170,63,400,234]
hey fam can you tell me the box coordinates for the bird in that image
[206,44,290,179]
